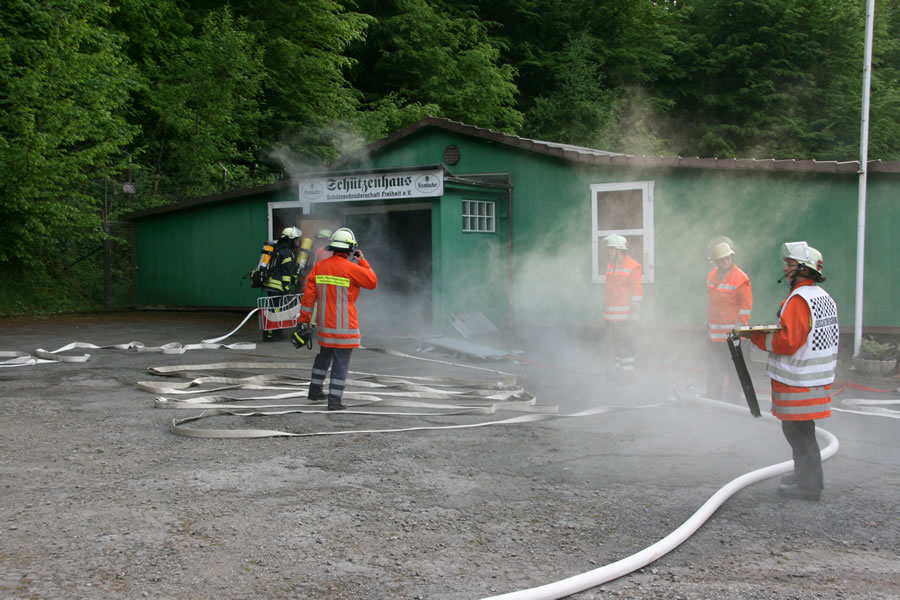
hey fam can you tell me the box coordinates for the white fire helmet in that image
[316,229,333,239]
[281,226,301,239]
[781,241,823,274]
[328,227,357,251]
[710,242,735,261]
[605,234,628,250]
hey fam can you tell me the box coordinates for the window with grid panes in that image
[462,200,495,232]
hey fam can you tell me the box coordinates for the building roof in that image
[124,179,294,221]
[127,117,900,221]
[336,116,900,175]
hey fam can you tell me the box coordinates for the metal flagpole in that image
[854,0,875,358]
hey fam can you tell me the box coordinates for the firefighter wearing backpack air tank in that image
[262,226,301,342]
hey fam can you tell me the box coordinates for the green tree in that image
[661,0,867,158]
[350,0,523,132]
[223,0,374,164]
[0,0,139,265]
[142,8,265,199]
[867,0,900,160]
[512,0,682,153]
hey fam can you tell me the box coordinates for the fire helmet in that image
[605,234,628,250]
[781,241,823,274]
[710,242,735,261]
[328,227,357,252]
[316,229,333,240]
[281,226,301,240]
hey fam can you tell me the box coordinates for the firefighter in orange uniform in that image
[706,239,752,400]
[297,228,377,411]
[743,242,838,501]
[603,234,643,379]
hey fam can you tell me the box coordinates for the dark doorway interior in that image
[344,208,432,334]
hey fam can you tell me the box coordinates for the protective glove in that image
[290,324,314,350]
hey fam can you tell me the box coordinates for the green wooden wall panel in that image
[134,188,293,308]
[433,185,509,329]
[356,128,899,329]
[134,126,899,330]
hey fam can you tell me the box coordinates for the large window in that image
[591,181,654,283]
[462,199,495,232]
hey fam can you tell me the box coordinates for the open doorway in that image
[343,205,433,334]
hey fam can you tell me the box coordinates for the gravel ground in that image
[1,311,898,600]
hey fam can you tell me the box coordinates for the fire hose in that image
[481,395,840,600]
[0,312,865,598]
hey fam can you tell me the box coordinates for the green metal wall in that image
[346,128,900,330]
[431,183,509,329]
[132,126,898,330]
[133,188,294,308]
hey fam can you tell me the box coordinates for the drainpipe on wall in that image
[507,184,514,330]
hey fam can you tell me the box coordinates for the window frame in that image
[268,201,304,239]
[590,181,655,283]
[462,199,496,233]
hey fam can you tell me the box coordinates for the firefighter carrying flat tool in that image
[736,241,838,501]
[603,234,643,380]
[262,226,301,341]
[294,228,377,411]
[706,238,752,400]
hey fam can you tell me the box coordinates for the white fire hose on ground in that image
[481,395,840,600]
[0,311,859,599]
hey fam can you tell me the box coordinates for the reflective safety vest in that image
[758,284,838,421]
[604,255,643,321]
[298,254,377,348]
[706,265,752,342]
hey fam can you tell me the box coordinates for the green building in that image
[127,117,900,335]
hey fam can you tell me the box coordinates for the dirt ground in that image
[1,311,898,600]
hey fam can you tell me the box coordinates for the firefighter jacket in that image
[750,281,838,421]
[706,265,752,342]
[298,242,333,291]
[604,255,643,321]
[263,240,297,294]
[298,253,377,348]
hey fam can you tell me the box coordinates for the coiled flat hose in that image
[481,396,840,600]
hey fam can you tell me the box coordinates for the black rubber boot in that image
[777,484,821,501]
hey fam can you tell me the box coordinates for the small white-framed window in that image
[462,199,495,232]
[591,181,654,283]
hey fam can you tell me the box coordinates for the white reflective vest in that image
[766,285,839,387]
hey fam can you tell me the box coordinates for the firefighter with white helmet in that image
[603,234,643,380]
[739,241,838,501]
[294,226,377,410]
[261,226,302,341]
[705,237,752,401]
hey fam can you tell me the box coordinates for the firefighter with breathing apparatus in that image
[736,241,838,501]
[262,226,301,342]
[291,228,377,411]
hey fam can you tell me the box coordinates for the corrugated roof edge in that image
[124,179,294,221]
[127,117,900,221]
[333,116,900,175]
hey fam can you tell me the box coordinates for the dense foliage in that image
[0,0,898,311]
